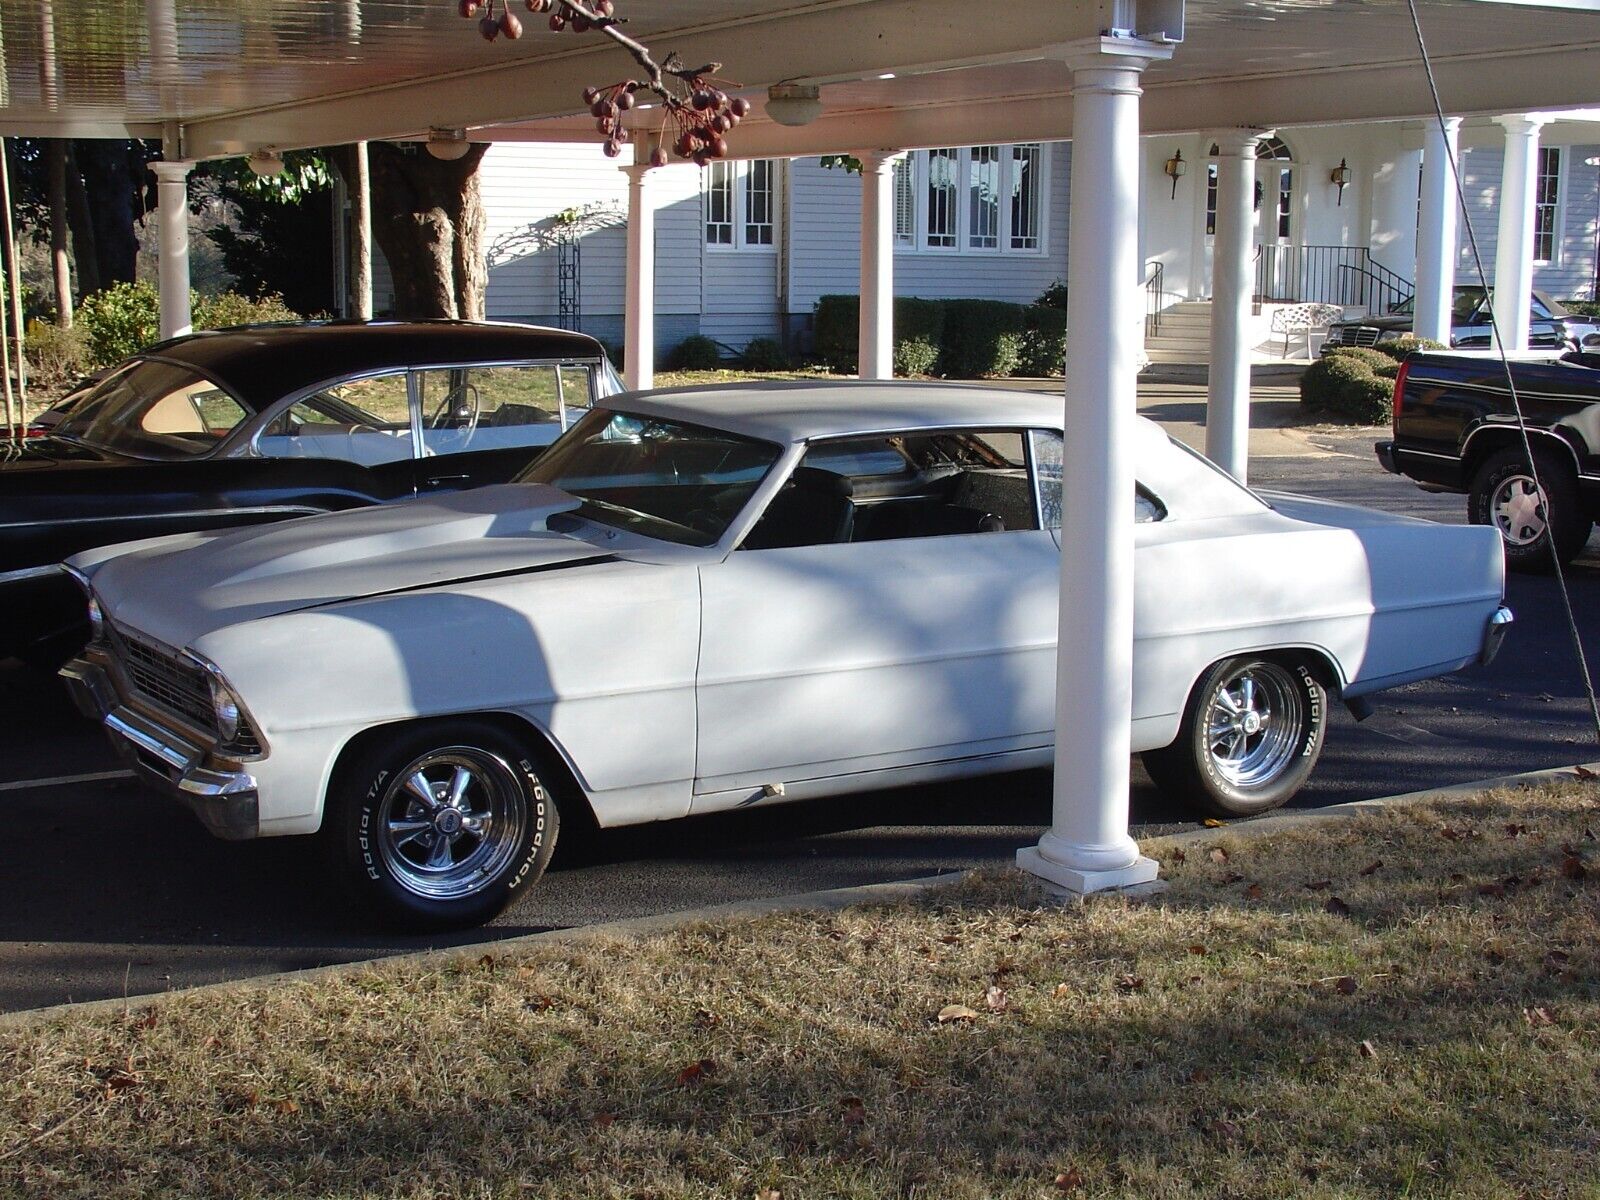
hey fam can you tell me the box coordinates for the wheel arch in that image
[1179,644,1344,711]
[1461,424,1583,485]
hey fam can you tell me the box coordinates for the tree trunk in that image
[46,140,72,326]
[74,139,144,288]
[63,143,100,297]
[365,141,489,320]
[350,142,373,319]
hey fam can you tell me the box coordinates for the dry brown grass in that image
[2,783,1597,1199]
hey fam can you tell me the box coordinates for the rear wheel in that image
[1468,444,1590,573]
[1142,656,1326,818]
[323,719,558,930]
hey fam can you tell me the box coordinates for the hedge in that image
[67,282,303,372]
[1300,353,1395,423]
[813,294,1065,379]
[669,335,723,370]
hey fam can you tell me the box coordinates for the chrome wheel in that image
[1203,663,1303,789]
[375,747,529,902]
[1491,473,1547,547]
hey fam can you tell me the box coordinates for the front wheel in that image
[324,719,558,931]
[1142,656,1326,818]
[1468,445,1590,573]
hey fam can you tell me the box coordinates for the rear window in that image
[54,359,253,460]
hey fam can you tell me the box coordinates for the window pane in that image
[1277,167,1292,239]
[416,365,565,456]
[1010,144,1041,250]
[258,371,414,466]
[744,159,775,246]
[1534,147,1560,262]
[893,157,915,244]
[927,148,958,248]
[1029,430,1062,531]
[705,161,734,245]
[968,145,1000,249]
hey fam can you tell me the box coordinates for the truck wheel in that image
[1142,656,1326,818]
[1469,445,1590,573]
[323,719,558,931]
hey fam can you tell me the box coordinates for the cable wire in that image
[1404,0,1600,744]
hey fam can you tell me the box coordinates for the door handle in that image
[424,474,471,488]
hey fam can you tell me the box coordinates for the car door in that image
[691,428,1061,810]
[413,362,596,494]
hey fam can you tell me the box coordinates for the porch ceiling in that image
[0,0,1596,157]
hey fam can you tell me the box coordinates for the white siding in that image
[1542,145,1599,300]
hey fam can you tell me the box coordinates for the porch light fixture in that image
[247,150,285,177]
[1164,148,1187,199]
[765,82,822,127]
[425,127,473,161]
[1331,157,1352,205]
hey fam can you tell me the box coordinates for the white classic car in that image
[61,383,1511,929]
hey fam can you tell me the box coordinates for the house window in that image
[893,157,915,245]
[705,159,781,250]
[1275,167,1293,239]
[901,145,1046,255]
[1534,146,1560,263]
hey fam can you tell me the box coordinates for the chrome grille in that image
[113,627,214,729]
[1329,325,1382,347]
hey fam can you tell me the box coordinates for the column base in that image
[1016,845,1160,894]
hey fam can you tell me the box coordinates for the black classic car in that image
[1375,339,1600,571]
[0,320,619,662]
[1324,287,1596,355]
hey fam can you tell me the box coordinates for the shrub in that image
[1374,334,1445,362]
[23,319,90,386]
[1036,279,1068,310]
[813,295,859,373]
[1018,306,1068,377]
[1323,346,1395,373]
[1561,299,1600,318]
[939,299,1025,378]
[812,295,947,377]
[193,291,299,330]
[670,334,723,371]
[1330,373,1396,423]
[76,281,161,368]
[893,336,940,377]
[740,337,789,371]
[1300,354,1371,408]
[1300,353,1395,423]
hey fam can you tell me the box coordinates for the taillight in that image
[1391,359,1410,429]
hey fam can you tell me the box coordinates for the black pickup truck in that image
[1375,342,1600,572]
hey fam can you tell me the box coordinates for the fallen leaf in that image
[1357,1039,1379,1060]
[692,1008,721,1031]
[1545,950,1572,972]
[130,1009,158,1030]
[939,935,962,946]
[1360,860,1383,876]
[1524,1006,1555,1028]
[1206,1118,1241,1142]
[1052,982,1072,998]
[271,1097,300,1116]
[593,1111,617,1129]
[478,954,497,972]
[1333,976,1360,996]
[1561,853,1587,881]
[755,1190,782,1200]
[1484,947,1508,965]
[1478,883,1506,899]
[1504,823,1529,839]
[1190,1068,1211,1083]
[524,995,556,1013]
[1244,883,1264,900]
[1324,896,1352,917]
[1202,818,1227,829]
[675,1059,718,1087]
[983,985,1011,1013]
[1170,849,1187,864]
[1115,974,1145,994]
[1187,944,1208,956]
[1054,1168,1085,1190]
[1441,826,1462,842]
[1222,872,1245,884]
[1574,764,1597,780]
[937,1004,979,1024]
[1208,848,1230,865]
[1304,879,1332,891]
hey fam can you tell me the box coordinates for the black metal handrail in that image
[1144,261,1166,339]
[1254,245,1413,315]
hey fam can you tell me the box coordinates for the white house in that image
[371,114,1600,365]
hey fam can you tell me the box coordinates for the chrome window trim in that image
[0,563,67,586]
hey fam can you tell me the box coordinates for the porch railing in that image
[1144,260,1166,339]
[1254,245,1412,316]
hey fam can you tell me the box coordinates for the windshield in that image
[1451,287,1488,321]
[520,407,782,546]
[53,359,252,460]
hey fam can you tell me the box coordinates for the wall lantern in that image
[246,150,285,178]
[765,82,823,127]
[426,127,473,161]
[1331,157,1352,206]
[1163,148,1187,199]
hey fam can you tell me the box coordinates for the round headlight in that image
[86,596,105,642]
[208,676,241,743]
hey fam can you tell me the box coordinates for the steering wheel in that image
[429,384,482,440]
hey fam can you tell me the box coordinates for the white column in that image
[622,160,656,390]
[152,161,193,340]
[1016,36,1171,897]
[1415,118,1462,346]
[1204,129,1262,483]
[856,150,901,380]
[1492,114,1549,353]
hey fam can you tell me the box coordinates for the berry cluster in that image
[583,82,640,159]
[665,81,751,167]
[458,0,523,40]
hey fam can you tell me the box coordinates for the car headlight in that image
[86,595,105,642]
[1375,330,1403,344]
[208,675,242,743]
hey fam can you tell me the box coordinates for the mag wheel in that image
[1469,445,1590,573]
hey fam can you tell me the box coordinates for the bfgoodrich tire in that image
[1468,444,1590,574]
[323,719,558,931]
[1142,656,1326,818]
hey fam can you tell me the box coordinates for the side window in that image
[742,428,1041,551]
[416,365,566,456]
[1028,430,1163,530]
[558,364,596,426]
[256,371,414,466]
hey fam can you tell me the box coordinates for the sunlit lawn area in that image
[2,782,1595,1198]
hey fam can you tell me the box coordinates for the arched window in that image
[1206,137,1295,239]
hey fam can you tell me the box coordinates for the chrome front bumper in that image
[60,656,260,840]
[1481,606,1514,667]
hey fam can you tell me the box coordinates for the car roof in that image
[138,320,606,411]
[613,380,1071,444]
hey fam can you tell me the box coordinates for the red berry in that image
[459,0,481,18]
[730,97,751,118]
[650,147,669,168]
[499,9,523,36]
[595,0,615,14]
[479,15,500,38]
[525,0,549,9]
[582,86,600,104]
[616,90,636,111]
[709,113,728,134]
[691,89,712,111]
[674,132,695,157]
[708,136,727,157]
[571,14,591,31]
[603,138,623,158]
[711,90,728,108]
[549,12,566,29]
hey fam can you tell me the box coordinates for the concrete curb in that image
[3,758,1593,1032]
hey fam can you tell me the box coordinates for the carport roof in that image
[1,0,1598,159]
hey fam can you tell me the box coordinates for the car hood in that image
[80,483,609,649]
[1332,314,1411,333]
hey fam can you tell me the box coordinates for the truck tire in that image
[1468,445,1590,573]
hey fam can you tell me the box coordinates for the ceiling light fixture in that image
[426,127,473,161]
[765,82,822,127]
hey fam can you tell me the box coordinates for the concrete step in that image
[1144,338,1213,353]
